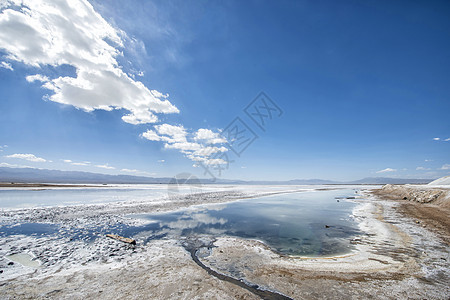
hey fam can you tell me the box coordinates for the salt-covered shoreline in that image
[0,185,448,299]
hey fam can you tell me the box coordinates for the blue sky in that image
[0,0,449,181]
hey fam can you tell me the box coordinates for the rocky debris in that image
[380,184,449,204]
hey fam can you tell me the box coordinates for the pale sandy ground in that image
[0,185,449,299]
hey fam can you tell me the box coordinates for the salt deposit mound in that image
[428,175,450,186]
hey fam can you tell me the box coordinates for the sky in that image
[0,0,449,181]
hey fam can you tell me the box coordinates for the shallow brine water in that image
[0,188,362,256]
[125,189,361,256]
[0,186,189,208]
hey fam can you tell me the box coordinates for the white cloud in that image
[141,130,162,141]
[0,1,233,170]
[194,128,226,144]
[141,124,229,165]
[0,61,13,70]
[0,0,178,125]
[416,166,430,171]
[193,146,227,157]
[0,162,32,168]
[376,168,397,173]
[433,137,450,142]
[5,153,46,162]
[72,162,89,166]
[203,158,227,165]
[440,164,450,170]
[424,159,433,162]
[155,124,188,143]
[165,142,202,151]
[63,159,90,166]
[26,74,49,83]
[121,168,139,173]
[157,159,165,163]
[95,164,115,170]
[121,168,155,176]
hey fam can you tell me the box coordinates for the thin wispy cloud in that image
[95,164,115,170]
[440,164,450,170]
[63,159,90,166]
[5,153,46,162]
[416,166,430,171]
[120,168,154,176]
[376,168,397,173]
[432,137,450,142]
[0,162,32,168]
[72,162,90,166]
[0,61,13,70]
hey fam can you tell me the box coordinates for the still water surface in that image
[0,188,362,256]
[126,189,361,256]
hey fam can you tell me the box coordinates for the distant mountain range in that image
[0,167,434,185]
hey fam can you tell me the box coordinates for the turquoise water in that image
[126,189,361,256]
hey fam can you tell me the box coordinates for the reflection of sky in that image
[166,212,227,230]
[131,189,362,256]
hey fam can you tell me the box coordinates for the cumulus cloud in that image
[0,61,13,70]
[440,164,450,170]
[194,129,226,144]
[0,1,229,170]
[0,0,178,125]
[376,168,396,173]
[5,153,46,162]
[433,137,440,141]
[142,124,229,165]
[26,74,49,83]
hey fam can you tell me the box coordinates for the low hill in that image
[428,175,450,186]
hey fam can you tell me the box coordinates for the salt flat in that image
[0,185,448,299]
